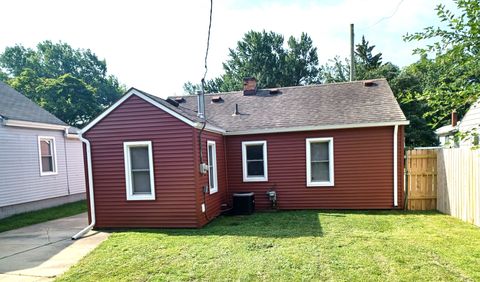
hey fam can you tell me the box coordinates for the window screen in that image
[246,144,265,176]
[130,146,151,194]
[310,142,330,182]
[39,138,55,173]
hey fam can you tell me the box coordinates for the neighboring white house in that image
[0,81,86,219]
[436,98,480,147]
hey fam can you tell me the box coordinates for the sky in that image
[0,0,456,98]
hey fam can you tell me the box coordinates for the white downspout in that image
[72,135,96,240]
[393,125,398,207]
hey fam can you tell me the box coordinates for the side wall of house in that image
[225,126,404,210]
[194,129,228,227]
[84,95,199,228]
[459,101,480,146]
[0,123,85,218]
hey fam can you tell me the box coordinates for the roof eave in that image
[3,118,69,131]
[224,120,410,136]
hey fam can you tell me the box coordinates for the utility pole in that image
[350,23,355,82]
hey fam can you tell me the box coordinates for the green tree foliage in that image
[0,41,124,127]
[403,0,480,128]
[183,30,321,94]
[322,37,437,147]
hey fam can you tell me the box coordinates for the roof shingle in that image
[0,81,67,126]
[168,78,407,133]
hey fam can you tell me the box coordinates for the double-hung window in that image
[38,136,58,176]
[242,141,268,182]
[124,141,155,200]
[306,137,334,186]
[207,141,218,194]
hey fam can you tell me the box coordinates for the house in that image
[0,81,86,219]
[77,78,408,230]
[436,99,480,147]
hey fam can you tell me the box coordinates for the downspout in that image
[72,134,96,240]
[63,128,71,195]
[393,125,398,207]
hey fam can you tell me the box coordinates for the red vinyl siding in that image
[84,95,199,228]
[194,130,228,227]
[225,126,404,210]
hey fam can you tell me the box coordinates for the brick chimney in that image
[243,77,257,96]
[451,110,458,127]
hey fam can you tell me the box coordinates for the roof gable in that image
[0,81,67,126]
[81,88,225,134]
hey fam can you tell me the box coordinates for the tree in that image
[403,0,480,128]
[355,36,382,68]
[0,41,124,126]
[321,37,437,147]
[183,30,321,94]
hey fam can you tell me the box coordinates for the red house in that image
[75,78,408,233]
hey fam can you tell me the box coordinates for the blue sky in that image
[0,0,456,97]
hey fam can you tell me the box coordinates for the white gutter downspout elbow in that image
[393,125,398,207]
[72,135,96,240]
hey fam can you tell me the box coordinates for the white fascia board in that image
[4,119,69,131]
[81,89,226,135]
[225,121,410,136]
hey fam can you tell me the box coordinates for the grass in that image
[0,200,87,233]
[58,210,480,281]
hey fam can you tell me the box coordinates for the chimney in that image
[196,90,205,120]
[451,110,458,127]
[243,77,257,96]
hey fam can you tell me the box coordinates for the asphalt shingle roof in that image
[0,81,67,126]
[168,79,407,133]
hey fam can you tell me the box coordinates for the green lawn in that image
[58,210,480,281]
[0,200,87,233]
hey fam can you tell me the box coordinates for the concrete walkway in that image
[0,213,109,282]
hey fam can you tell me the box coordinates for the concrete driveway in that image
[0,213,109,282]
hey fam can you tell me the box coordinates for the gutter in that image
[393,125,398,207]
[72,134,96,240]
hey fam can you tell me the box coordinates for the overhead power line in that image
[202,0,213,84]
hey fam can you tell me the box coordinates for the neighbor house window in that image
[123,141,155,200]
[38,136,58,176]
[242,141,268,182]
[207,141,218,194]
[306,137,334,187]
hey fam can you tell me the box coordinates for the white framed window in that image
[306,137,334,187]
[123,141,155,200]
[242,140,268,182]
[207,140,218,194]
[38,136,58,176]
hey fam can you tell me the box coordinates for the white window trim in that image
[123,141,156,201]
[207,140,218,194]
[242,140,268,182]
[306,137,334,187]
[38,136,58,176]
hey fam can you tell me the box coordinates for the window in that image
[123,141,155,200]
[207,141,218,194]
[242,141,268,182]
[38,136,58,176]
[306,137,334,187]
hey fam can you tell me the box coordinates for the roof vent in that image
[174,97,185,103]
[243,77,257,96]
[211,96,223,103]
[166,98,179,107]
[363,80,376,87]
[232,103,240,116]
[269,88,280,94]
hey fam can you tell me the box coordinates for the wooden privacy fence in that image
[405,149,438,210]
[437,148,480,227]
